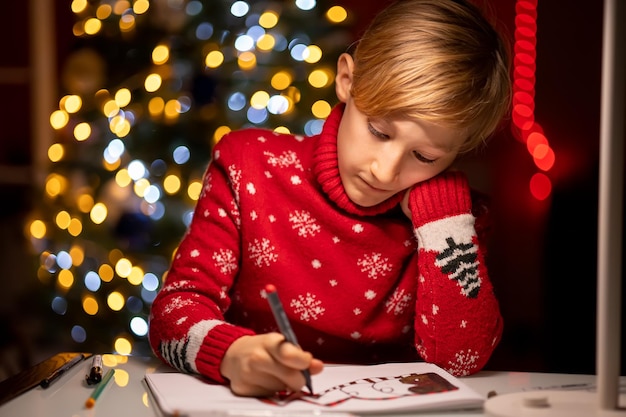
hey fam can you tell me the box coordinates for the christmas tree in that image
[28,0,352,355]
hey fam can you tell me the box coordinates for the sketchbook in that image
[144,362,485,416]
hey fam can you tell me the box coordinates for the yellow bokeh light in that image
[77,193,95,213]
[133,178,150,198]
[164,99,182,120]
[74,122,91,141]
[148,97,165,117]
[90,202,108,224]
[312,100,332,119]
[103,100,120,117]
[30,220,47,239]
[250,91,270,109]
[68,218,82,237]
[96,4,112,19]
[82,295,99,315]
[308,68,332,88]
[115,88,132,107]
[114,337,132,355]
[84,18,102,35]
[55,211,71,230]
[115,258,132,278]
[127,266,144,285]
[213,126,231,143]
[48,143,65,163]
[114,368,130,386]
[69,245,85,266]
[50,110,69,130]
[115,169,132,187]
[107,291,125,311]
[71,0,88,14]
[152,45,169,65]
[256,34,275,51]
[271,71,292,90]
[163,174,181,194]
[274,126,291,134]
[259,11,279,28]
[119,14,136,32]
[45,174,67,197]
[144,73,162,93]
[62,95,82,113]
[58,269,74,289]
[104,158,121,171]
[133,0,150,14]
[304,45,322,63]
[99,264,114,282]
[109,116,131,137]
[188,180,202,201]
[205,51,224,68]
[113,0,130,14]
[327,5,348,23]
[238,51,257,70]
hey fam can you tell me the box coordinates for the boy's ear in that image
[335,53,354,103]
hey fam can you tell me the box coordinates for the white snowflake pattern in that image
[214,149,221,159]
[353,308,362,315]
[329,279,337,286]
[402,325,411,334]
[384,289,412,315]
[250,210,258,220]
[257,135,267,143]
[432,304,439,315]
[200,172,212,198]
[357,252,393,279]
[175,316,188,325]
[332,236,340,243]
[248,238,278,267]
[290,292,325,321]
[352,224,364,233]
[218,208,227,217]
[289,210,321,237]
[446,349,480,376]
[351,332,361,339]
[228,164,242,201]
[316,337,325,345]
[203,209,210,218]
[163,295,196,315]
[421,314,428,325]
[311,259,321,269]
[268,215,276,222]
[264,171,272,178]
[190,249,200,258]
[246,182,256,195]
[264,150,304,171]
[290,175,302,185]
[220,286,228,299]
[212,249,238,275]
[460,320,467,328]
[294,134,304,142]
[364,290,376,300]
[162,280,192,293]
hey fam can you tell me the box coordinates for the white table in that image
[0,354,623,417]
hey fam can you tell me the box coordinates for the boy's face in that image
[336,99,464,208]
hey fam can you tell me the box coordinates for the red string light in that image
[512,0,554,200]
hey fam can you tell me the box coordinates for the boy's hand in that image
[219,333,324,397]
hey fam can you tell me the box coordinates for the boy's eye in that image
[367,122,389,139]
[413,151,436,164]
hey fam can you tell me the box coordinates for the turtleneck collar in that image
[312,104,404,216]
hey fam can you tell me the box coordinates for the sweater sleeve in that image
[408,171,503,376]
[148,134,255,383]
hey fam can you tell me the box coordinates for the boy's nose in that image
[370,156,400,184]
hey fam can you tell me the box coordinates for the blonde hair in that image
[350,0,511,152]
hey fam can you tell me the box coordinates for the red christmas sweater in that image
[148,104,503,382]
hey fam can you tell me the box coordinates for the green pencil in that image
[85,368,115,409]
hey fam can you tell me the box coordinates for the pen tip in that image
[85,398,95,409]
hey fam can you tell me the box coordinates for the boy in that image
[149,0,511,397]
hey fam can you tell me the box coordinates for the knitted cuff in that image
[408,171,472,228]
[194,323,255,384]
